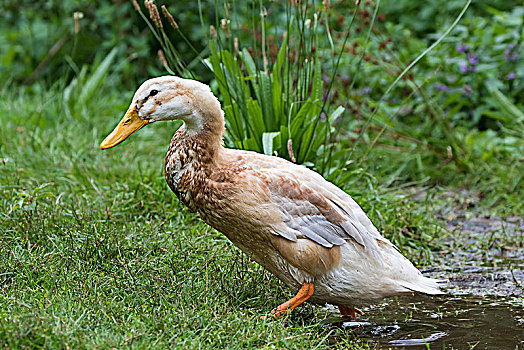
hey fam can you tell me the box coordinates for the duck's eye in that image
[149,89,159,96]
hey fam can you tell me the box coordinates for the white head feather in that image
[131,76,222,135]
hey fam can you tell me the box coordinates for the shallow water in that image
[320,241,523,348]
[320,258,524,348]
[315,196,524,348]
[323,292,523,349]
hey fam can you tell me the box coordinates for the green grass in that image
[0,69,521,348]
[2,1,523,347]
[0,75,360,348]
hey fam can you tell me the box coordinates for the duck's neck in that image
[164,109,225,194]
[173,124,223,161]
[181,101,225,151]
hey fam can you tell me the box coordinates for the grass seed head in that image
[158,49,168,68]
[145,0,163,28]
[73,12,84,34]
[151,3,163,28]
[161,5,179,30]
[220,18,231,37]
[131,0,140,11]
[287,139,296,163]
[323,0,330,11]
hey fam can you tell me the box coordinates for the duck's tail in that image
[399,276,446,295]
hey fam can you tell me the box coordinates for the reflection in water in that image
[322,294,524,348]
[388,331,447,346]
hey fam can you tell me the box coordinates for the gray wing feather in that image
[306,221,346,246]
[282,219,333,247]
[278,227,298,242]
[280,209,353,247]
[266,173,380,249]
[300,226,334,248]
[331,198,385,248]
[340,221,366,247]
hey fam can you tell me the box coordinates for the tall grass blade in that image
[79,47,118,105]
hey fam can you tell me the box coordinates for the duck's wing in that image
[258,166,390,252]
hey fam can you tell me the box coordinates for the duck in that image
[100,75,443,319]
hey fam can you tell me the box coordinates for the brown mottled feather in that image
[165,128,386,277]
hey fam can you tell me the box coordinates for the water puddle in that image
[322,293,523,348]
[319,208,523,348]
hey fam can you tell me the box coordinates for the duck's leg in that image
[264,282,314,318]
[338,305,364,321]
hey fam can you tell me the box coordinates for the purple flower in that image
[456,43,469,53]
[460,63,468,73]
[468,65,477,73]
[364,87,371,94]
[466,52,478,65]
[321,91,333,102]
[435,84,448,92]
[505,44,519,62]
[322,74,331,83]
[507,72,515,80]
[339,75,351,83]
[319,112,327,121]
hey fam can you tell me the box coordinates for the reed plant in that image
[126,0,523,213]
[132,0,358,169]
[127,0,476,183]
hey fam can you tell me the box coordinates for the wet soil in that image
[323,196,523,349]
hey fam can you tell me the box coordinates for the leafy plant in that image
[8,184,55,214]
[133,0,357,168]
[0,1,152,86]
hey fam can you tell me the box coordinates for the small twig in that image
[511,270,524,290]
[437,146,454,168]
[287,139,297,163]
[24,35,69,85]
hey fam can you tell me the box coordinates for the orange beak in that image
[100,105,149,150]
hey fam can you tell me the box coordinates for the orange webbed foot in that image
[261,282,314,319]
[338,305,364,321]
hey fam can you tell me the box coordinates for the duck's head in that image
[100,75,224,149]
